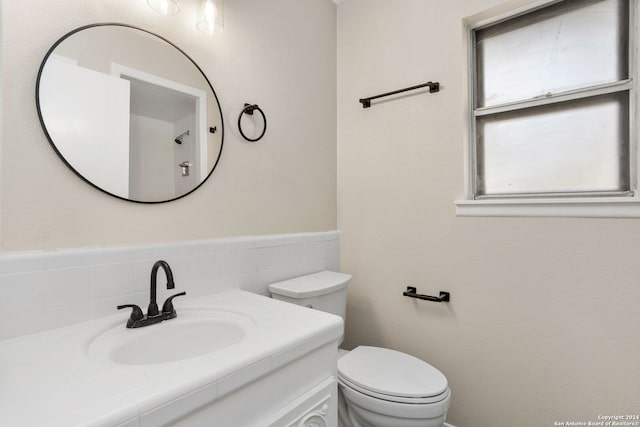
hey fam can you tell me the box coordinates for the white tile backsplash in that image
[43,268,92,308]
[90,263,133,300]
[0,231,340,341]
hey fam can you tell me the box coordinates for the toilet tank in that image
[269,271,351,322]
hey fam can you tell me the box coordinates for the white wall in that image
[174,114,199,196]
[129,114,175,200]
[39,55,131,197]
[337,1,640,426]
[1,0,337,250]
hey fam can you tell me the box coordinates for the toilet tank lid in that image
[269,271,351,298]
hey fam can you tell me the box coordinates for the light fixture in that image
[197,0,224,35]
[147,0,180,16]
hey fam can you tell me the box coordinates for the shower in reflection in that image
[174,130,190,144]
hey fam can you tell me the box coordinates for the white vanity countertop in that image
[0,290,343,427]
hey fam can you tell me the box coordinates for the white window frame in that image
[456,0,640,218]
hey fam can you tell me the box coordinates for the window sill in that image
[454,197,640,218]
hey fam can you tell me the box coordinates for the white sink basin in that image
[88,308,255,365]
[0,290,345,427]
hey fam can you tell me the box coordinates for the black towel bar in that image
[403,286,450,303]
[359,81,440,108]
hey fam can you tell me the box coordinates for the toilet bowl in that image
[269,271,451,427]
[337,346,450,427]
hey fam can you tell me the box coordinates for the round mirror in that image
[36,24,224,203]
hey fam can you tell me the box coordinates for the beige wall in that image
[1,0,337,250]
[337,1,640,426]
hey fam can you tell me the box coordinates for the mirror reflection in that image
[37,24,224,203]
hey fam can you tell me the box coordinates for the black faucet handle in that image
[162,291,187,316]
[117,304,144,328]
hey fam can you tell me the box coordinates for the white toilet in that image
[269,271,451,427]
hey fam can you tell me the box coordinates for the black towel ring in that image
[238,103,267,142]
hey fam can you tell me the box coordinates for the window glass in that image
[476,92,629,196]
[476,0,628,108]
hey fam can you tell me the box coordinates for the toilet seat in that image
[338,374,449,405]
[337,346,449,404]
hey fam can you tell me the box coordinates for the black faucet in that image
[117,260,186,328]
[148,260,174,317]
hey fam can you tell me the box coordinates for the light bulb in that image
[197,0,224,35]
[147,0,179,16]
[204,0,218,20]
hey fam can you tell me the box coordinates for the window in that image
[457,0,640,217]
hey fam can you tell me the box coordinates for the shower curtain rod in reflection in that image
[359,81,440,108]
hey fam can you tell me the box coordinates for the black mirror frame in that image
[35,23,225,204]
